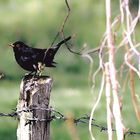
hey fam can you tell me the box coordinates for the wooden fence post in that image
[16,75,53,140]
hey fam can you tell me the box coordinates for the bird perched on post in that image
[9,36,71,75]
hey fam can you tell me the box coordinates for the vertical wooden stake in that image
[16,76,53,140]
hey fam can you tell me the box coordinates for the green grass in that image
[0,81,140,140]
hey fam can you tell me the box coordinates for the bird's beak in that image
[8,44,14,48]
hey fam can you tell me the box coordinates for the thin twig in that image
[105,63,113,140]
[89,73,105,140]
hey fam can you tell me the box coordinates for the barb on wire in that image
[0,112,17,117]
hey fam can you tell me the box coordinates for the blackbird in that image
[9,36,71,75]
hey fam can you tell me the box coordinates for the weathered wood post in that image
[16,75,53,140]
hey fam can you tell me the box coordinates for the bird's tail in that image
[51,36,71,51]
[44,36,71,67]
[56,36,71,47]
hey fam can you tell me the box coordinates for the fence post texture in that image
[16,75,53,140]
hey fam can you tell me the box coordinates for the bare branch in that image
[105,63,113,140]
[89,73,105,140]
[106,0,125,139]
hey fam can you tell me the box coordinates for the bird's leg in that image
[37,62,45,76]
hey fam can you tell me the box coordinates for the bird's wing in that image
[20,47,45,63]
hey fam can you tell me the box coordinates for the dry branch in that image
[106,0,125,139]
[105,63,113,140]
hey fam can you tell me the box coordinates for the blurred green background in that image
[0,0,140,140]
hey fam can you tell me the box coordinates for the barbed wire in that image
[0,108,140,138]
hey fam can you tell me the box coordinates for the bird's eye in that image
[16,44,20,47]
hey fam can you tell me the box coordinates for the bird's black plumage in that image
[10,36,71,75]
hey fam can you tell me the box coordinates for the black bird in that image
[9,36,71,75]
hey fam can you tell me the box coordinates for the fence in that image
[0,75,140,140]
